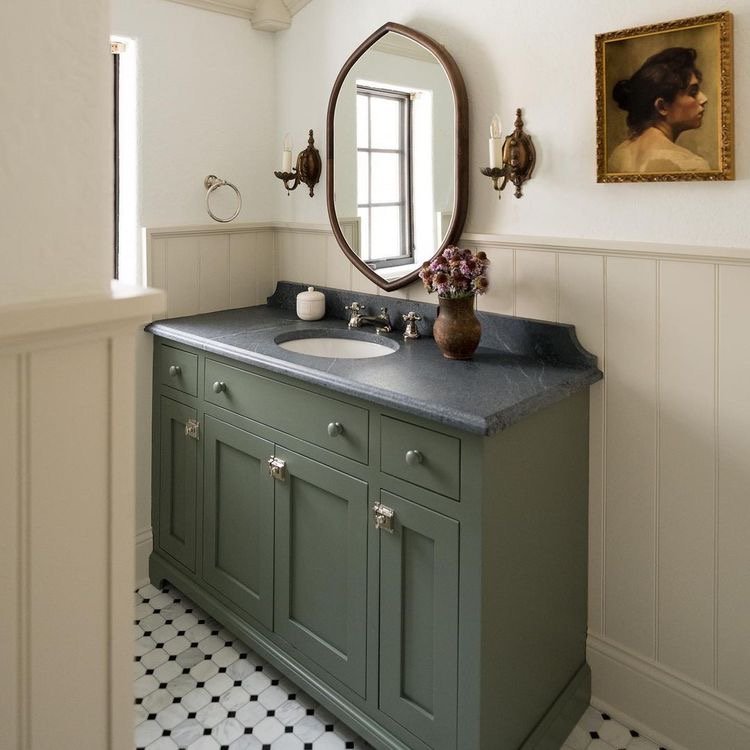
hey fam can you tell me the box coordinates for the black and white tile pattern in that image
[563,708,670,750]
[134,584,669,750]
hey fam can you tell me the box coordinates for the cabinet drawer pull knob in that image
[405,449,423,466]
[168,365,182,377]
[212,381,226,394]
[327,421,344,437]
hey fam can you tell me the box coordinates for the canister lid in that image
[297,286,324,301]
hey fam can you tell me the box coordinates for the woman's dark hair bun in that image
[612,79,632,110]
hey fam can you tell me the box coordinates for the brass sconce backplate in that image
[480,109,535,198]
[274,129,322,197]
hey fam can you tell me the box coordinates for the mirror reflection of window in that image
[356,86,414,269]
[329,25,466,289]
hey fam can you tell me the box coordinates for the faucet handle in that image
[345,301,365,313]
[402,311,422,340]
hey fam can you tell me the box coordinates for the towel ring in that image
[204,175,242,223]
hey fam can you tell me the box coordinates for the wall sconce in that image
[274,129,322,197]
[480,109,536,199]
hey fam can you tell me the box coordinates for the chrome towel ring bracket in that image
[204,175,242,223]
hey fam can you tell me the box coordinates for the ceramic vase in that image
[433,295,481,360]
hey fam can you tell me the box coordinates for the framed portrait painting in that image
[596,12,733,182]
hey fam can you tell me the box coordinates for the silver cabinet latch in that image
[267,456,287,481]
[185,419,200,440]
[372,502,395,533]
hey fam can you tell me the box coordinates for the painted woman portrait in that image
[608,47,709,173]
[597,13,733,182]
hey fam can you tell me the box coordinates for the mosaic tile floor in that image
[134,584,670,750]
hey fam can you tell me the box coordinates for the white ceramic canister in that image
[296,286,326,320]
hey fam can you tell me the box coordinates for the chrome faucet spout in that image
[345,303,392,333]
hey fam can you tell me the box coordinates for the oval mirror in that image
[326,22,468,292]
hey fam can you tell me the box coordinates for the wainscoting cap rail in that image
[145,220,338,239]
[0,284,166,345]
[462,232,750,265]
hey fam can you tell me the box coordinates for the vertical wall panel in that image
[198,233,230,313]
[350,267,379,294]
[557,254,605,355]
[604,257,657,656]
[275,230,292,284]
[515,249,557,321]
[29,341,110,748]
[658,261,716,685]
[405,282,431,303]
[0,355,20,747]
[277,232,326,287]
[303,233,328,288]
[558,253,606,634]
[110,332,138,750]
[149,237,167,291]
[326,234,352,290]
[717,265,750,703]
[255,230,276,302]
[166,236,200,317]
[477,246,514,316]
[229,233,258,308]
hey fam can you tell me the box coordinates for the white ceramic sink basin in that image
[275,333,398,359]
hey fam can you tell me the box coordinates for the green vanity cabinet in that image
[150,338,592,750]
[202,415,275,629]
[157,396,198,573]
[377,490,459,749]
[273,447,369,697]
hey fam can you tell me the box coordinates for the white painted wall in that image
[111,0,277,236]
[274,0,749,250]
[0,1,111,304]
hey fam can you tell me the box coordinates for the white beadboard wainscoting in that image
[144,220,365,318]
[0,285,165,750]
[144,223,750,750]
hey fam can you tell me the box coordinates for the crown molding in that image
[164,0,253,20]
[285,0,312,14]
[372,35,440,65]
[162,0,311,26]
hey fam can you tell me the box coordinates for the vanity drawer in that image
[205,359,369,463]
[159,344,198,396]
[380,416,460,500]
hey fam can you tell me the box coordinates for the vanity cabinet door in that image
[157,397,198,572]
[378,490,459,749]
[203,416,275,630]
[273,448,368,697]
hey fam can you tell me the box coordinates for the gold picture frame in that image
[596,12,733,183]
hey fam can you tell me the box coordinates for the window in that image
[356,86,413,269]
[112,42,123,279]
[110,37,137,285]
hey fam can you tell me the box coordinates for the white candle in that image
[488,114,503,169]
[282,133,292,172]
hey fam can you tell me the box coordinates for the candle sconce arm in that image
[480,109,535,199]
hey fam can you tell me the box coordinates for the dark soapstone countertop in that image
[146,282,602,436]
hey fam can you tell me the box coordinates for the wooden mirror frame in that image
[326,21,469,292]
